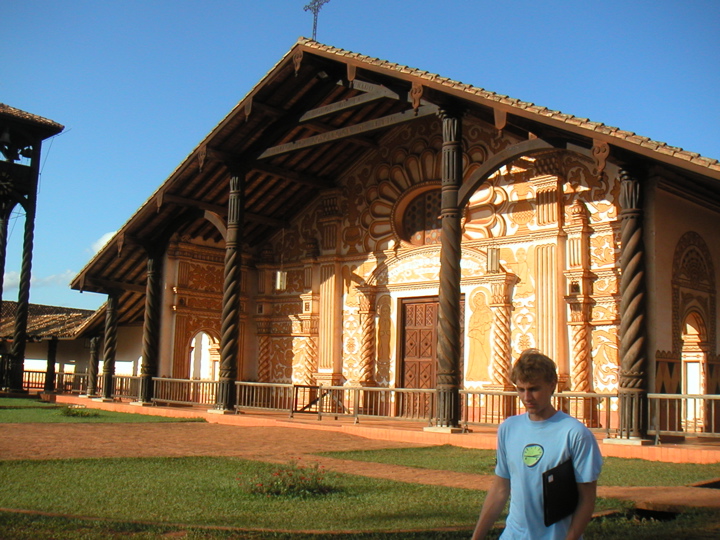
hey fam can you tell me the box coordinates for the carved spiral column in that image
[101,293,119,400]
[217,173,244,410]
[436,109,463,428]
[569,305,591,392]
[86,336,100,397]
[489,283,513,389]
[488,275,516,421]
[564,200,593,392]
[9,194,37,391]
[618,170,649,438]
[139,249,164,403]
[357,287,377,386]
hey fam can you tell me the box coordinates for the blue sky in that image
[3,0,719,311]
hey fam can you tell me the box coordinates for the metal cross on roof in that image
[303,0,331,41]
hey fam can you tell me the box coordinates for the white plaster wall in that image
[23,338,90,373]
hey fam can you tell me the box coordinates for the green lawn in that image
[320,445,720,487]
[0,397,204,424]
[2,399,719,538]
[0,456,485,533]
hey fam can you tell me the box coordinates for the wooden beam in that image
[158,192,286,227]
[84,277,146,295]
[244,211,286,228]
[300,90,397,123]
[250,162,334,189]
[159,192,226,215]
[258,104,438,160]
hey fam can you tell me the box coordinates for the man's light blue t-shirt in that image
[496,411,603,539]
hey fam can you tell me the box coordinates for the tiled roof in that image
[0,301,95,340]
[0,103,64,135]
[299,39,720,174]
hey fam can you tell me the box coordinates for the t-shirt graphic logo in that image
[522,444,544,467]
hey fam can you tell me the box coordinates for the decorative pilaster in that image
[100,294,119,401]
[316,263,342,385]
[357,287,377,386]
[256,319,272,382]
[139,249,164,403]
[618,170,649,439]
[216,173,244,411]
[85,336,100,397]
[435,108,463,429]
[299,291,319,385]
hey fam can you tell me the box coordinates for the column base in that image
[424,426,464,434]
[207,408,235,415]
[603,437,654,446]
[92,397,115,403]
[129,401,154,407]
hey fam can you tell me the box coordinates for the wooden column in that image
[85,336,100,397]
[43,338,58,393]
[8,141,41,392]
[618,170,649,439]
[436,109,463,429]
[139,249,164,403]
[0,205,10,308]
[216,173,243,411]
[100,294,119,400]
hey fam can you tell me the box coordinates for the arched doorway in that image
[189,331,220,381]
[681,311,708,431]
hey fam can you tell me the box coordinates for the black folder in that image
[542,459,578,526]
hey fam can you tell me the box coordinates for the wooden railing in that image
[152,378,218,406]
[648,393,720,439]
[25,372,720,440]
[235,383,436,424]
[22,370,46,390]
[235,382,294,413]
[460,390,619,436]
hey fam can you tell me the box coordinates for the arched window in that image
[402,190,441,246]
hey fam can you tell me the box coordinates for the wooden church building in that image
[71,39,720,434]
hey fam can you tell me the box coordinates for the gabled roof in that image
[0,301,95,341]
[70,38,720,335]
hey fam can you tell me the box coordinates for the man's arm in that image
[471,475,510,540]
[565,480,597,540]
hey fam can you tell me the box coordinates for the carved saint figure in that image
[466,289,493,381]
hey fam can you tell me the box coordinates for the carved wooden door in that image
[401,298,438,390]
[399,298,438,419]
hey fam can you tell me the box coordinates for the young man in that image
[472,349,603,540]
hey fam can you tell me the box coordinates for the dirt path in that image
[0,422,492,490]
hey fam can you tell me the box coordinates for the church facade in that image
[71,40,720,433]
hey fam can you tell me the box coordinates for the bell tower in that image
[0,104,63,391]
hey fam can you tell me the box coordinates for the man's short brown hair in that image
[510,349,558,385]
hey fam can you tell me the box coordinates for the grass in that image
[0,456,485,532]
[320,445,720,487]
[1,399,718,538]
[0,397,205,424]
